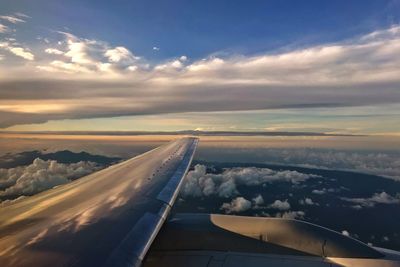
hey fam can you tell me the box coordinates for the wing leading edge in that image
[0,137,198,267]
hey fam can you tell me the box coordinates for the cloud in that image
[45,48,64,55]
[153,46,160,51]
[275,210,305,219]
[220,197,251,213]
[312,188,326,195]
[252,194,264,205]
[342,230,350,236]
[0,15,25,24]
[104,46,139,63]
[341,191,400,208]
[0,158,101,199]
[127,65,138,71]
[2,25,400,127]
[14,12,30,19]
[268,199,291,210]
[228,148,400,181]
[36,33,144,75]
[299,197,316,205]
[65,39,94,65]
[8,47,34,60]
[0,42,34,60]
[0,23,8,33]
[37,60,92,74]
[154,58,186,71]
[181,164,319,198]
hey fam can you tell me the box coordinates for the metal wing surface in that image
[0,137,198,267]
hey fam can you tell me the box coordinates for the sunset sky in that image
[1,0,400,134]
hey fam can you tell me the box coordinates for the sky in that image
[1,0,400,134]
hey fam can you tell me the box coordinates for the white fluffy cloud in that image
[182,164,319,198]
[65,39,94,65]
[275,210,305,219]
[220,197,252,214]
[35,34,144,75]
[299,197,316,205]
[154,56,189,71]
[252,194,264,206]
[268,199,291,210]
[341,191,400,208]
[0,42,34,60]
[0,158,101,199]
[104,46,139,63]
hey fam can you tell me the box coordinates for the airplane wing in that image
[144,213,400,267]
[0,137,198,267]
[1,136,400,267]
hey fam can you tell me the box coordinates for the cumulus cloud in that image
[275,210,305,219]
[268,199,291,210]
[220,197,251,214]
[36,33,144,75]
[64,39,94,65]
[299,197,316,205]
[252,194,264,206]
[341,191,400,208]
[154,58,186,71]
[104,46,139,63]
[2,25,400,127]
[182,164,319,198]
[0,158,100,199]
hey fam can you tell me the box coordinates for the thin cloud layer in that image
[0,23,400,127]
[0,15,25,24]
[253,148,400,181]
[341,191,400,208]
[0,23,8,33]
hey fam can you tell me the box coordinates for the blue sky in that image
[1,0,400,134]
[2,0,399,59]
